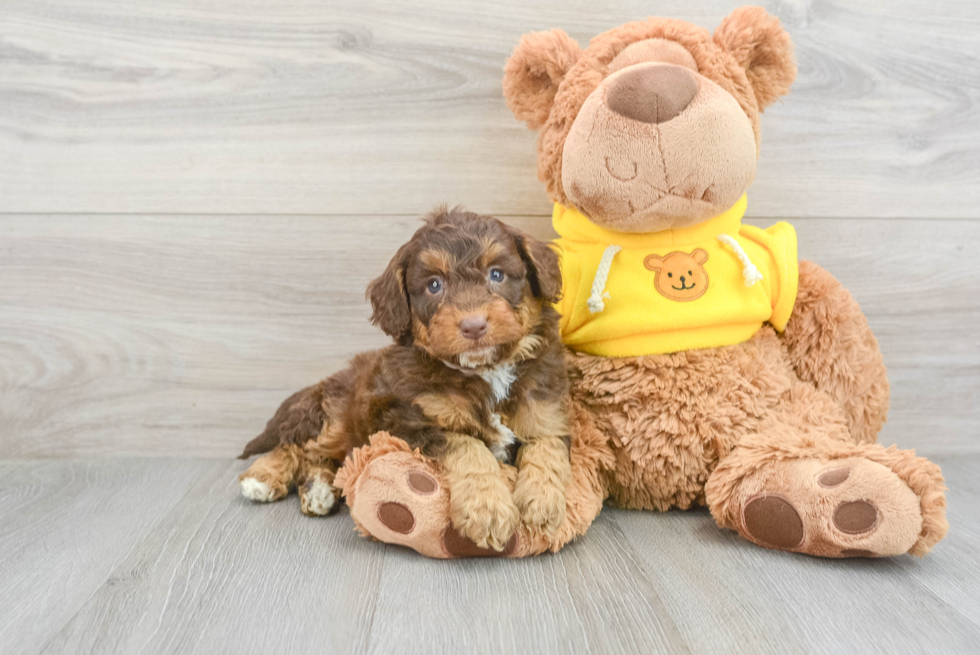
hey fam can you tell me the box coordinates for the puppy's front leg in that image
[512,400,572,538]
[443,433,520,551]
[240,445,300,503]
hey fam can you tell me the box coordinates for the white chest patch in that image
[489,412,517,462]
[479,362,517,405]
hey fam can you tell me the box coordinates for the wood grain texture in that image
[367,514,687,655]
[41,460,385,655]
[1,455,976,654]
[1,0,978,217]
[0,458,226,655]
[612,453,980,654]
[1,214,976,457]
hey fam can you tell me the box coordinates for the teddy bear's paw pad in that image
[818,468,850,487]
[833,500,878,534]
[377,502,415,534]
[743,494,804,549]
[442,527,517,558]
[407,471,439,495]
[347,454,454,558]
[840,549,875,558]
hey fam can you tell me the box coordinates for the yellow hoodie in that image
[553,195,798,357]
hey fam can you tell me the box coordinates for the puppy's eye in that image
[489,268,505,283]
[688,270,693,276]
[667,272,673,278]
[427,278,443,294]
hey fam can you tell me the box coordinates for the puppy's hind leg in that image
[240,446,301,503]
[297,461,342,516]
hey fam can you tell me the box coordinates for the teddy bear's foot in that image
[738,457,924,557]
[334,415,610,558]
[333,433,518,559]
[708,440,948,558]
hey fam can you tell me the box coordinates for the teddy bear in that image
[329,7,949,559]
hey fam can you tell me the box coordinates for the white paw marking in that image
[240,477,275,502]
[302,478,336,516]
[489,413,518,462]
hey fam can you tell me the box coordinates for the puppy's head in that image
[367,207,561,369]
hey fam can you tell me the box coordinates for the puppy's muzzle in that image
[458,314,488,340]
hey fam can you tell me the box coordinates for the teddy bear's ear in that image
[503,29,582,129]
[713,7,797,111]
[643,254,663,272]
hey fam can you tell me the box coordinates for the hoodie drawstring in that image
[587,245,622,313]
[717,234,763,286]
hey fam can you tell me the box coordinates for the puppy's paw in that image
[239,474,288,503]
[299,474,340,516]
[450,477,520,552]
[515,477,567,539]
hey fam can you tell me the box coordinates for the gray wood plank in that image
[0,458,226,655]
[1,1,977,218]
[608,454,980,654]
[1,215,975,457]
[41,459,385,655]
[5,456,978,654]
[888,455,980,632]
[366,513,688,655]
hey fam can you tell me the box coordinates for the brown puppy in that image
[238,207,571,551]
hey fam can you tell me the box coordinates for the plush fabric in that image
[335,402,614,558]
[332,7,947,559]
[553,194,799,356]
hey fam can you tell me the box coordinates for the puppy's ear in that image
[367,243,413,342]
[644,254,663,272]
[714,6,796,110]
[503,29,582,130]
[507,227,562,303]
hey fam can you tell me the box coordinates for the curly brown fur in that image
[240,208,571,548]
[783,260,890,446]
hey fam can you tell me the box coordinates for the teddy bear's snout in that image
[606,65,698,125]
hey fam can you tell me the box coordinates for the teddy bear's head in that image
[503,7,796,233]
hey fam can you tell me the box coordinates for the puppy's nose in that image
[606,65,697,124]
[458,315,488,340]
[680,276,686,283]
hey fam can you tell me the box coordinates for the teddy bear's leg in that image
[705,386,948,558]
[333,409,612,558]
[239,445,301,503]
[334,433,515,559]
[781,260,890,445]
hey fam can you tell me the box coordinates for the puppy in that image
[238,207,571,551]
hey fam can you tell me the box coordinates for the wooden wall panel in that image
[1,0,978,217]
[1,215,975,457]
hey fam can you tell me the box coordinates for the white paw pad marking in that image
[489,413,518,462]
[240,477,275,502]
[302,478,336,516]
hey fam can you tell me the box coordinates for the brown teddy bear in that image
[324,7,949,559]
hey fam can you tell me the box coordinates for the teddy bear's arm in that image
[780,260,889,444]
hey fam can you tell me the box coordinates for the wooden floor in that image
[1,454,977,655]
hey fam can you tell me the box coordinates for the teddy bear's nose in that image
[606,65,698,124]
